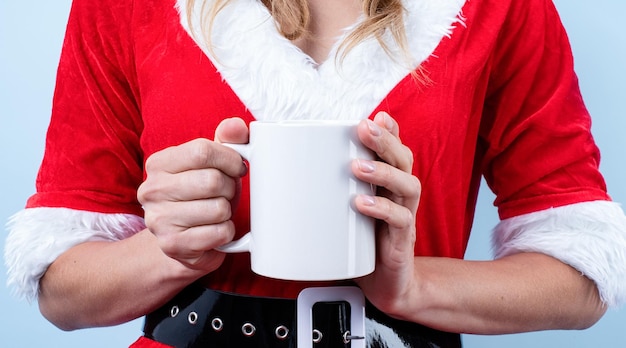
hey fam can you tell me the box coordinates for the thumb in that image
[215,117,249,144]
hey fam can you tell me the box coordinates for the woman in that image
[5,0,626,347]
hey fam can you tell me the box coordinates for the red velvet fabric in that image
[28,0,609,299]
[129,337,172,348]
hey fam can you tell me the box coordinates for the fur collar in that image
[176,0,466,121]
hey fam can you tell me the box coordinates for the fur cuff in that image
[4,207,145,302]
[493,200,626,307]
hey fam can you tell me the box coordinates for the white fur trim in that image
[493,201,626,307]
[176,0,466,122]
[365,317,409,347]
[4,207,145,302]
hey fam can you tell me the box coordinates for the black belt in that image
[143,283,462,348]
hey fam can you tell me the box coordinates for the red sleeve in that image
[26,0,144,216]
[480,0,609,220]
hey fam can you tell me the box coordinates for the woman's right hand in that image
[137,117,249,273]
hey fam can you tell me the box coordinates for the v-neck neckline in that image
[176,0,467,121]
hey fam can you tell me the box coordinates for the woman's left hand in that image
[352,111,422,319]
[352,112,607,332]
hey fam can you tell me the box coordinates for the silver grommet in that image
[343,330,365,343]
[275,325,289,340]
[188,311,198,325]
[211,318,223,332]
[312,329,323,343]
[242,322,256,337]
[170,306,179,318]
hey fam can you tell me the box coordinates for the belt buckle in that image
[296,286,366,348]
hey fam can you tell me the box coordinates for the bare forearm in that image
[38,229,206,330]
[399,253,605,334]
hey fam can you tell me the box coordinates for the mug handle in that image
[217,231,252,253]
[216,142,251,253]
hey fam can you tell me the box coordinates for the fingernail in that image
[360,195,376,206]
[367,119,382,136]
[357,159,375,173]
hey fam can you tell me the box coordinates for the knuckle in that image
[186,257,208,269]
[144,153,160,173]
[143,204,177,235]
[381,198,395,222]
[212,221,236,243]
[203,170,231,196]
[376,140,389,158]
[401,208,415,229]
[142,211,155,229]
[211,197,232,222]
[156,233,179,256]
[137,179,160,204]
[188,139,214,167]
[401,145,414,170]
[204,170,223,189]
[136,182,149,204]
[190,251,226,272]
[143,210,164,234]
[406,176,422,198]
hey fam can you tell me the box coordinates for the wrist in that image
[382,257,455,328]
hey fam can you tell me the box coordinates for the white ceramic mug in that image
[218,120,376,281]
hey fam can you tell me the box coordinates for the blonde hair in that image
[187,0,412,66]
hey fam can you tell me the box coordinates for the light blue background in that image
[1,0,624,346]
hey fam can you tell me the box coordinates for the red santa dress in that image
[5,0,626,346]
